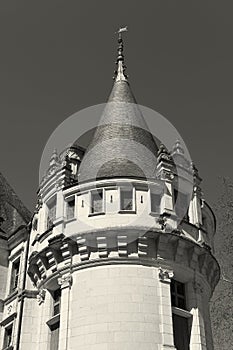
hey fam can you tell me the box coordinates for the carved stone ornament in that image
[157,144,172,162]
[159,267,174,283]
[157,215,167,231]
[58,274,73,289]
[193,185,203,198]
[158,170,174,182]
[7,305,13,315]
[35,195,43,213]
[37,289,46,305]
[56,178,64,190]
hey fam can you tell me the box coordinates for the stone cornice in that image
[4,291,18,305]
[28,230,220,294]
[17,289,38,302]
[3,289,38,305]
[63,177,163,195]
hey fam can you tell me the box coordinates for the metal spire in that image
[114,26,128,82]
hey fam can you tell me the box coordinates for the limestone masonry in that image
[0,33,220,350]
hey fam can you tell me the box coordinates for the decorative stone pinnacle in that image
[157,143,172,162]
[49,149,59,166]
[157,214,167,231]
[114,26,128,82]
[172,139,185,155]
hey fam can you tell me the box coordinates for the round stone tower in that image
[27,31,220,350]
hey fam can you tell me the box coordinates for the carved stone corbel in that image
[58,273,73,289]
[37,289,46,305]
[158,267,174,283]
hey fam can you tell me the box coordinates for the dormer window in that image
[151,193,161,213]
[47,198,57,229]
[66,197,75,220]
[120,188,134,211]
[91,190,103,214]
[174,189,190,220]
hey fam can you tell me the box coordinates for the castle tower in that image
[25,32,220,350]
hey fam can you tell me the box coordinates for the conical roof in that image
[0,172,31,236]
[78,31,158,184]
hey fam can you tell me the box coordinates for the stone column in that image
[158,267,176,350]
[58,273,72,350]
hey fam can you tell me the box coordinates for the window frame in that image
[149,188,162,215]
[49,321,60,350]
[3,322,13,350]
[173,189,190,221]
[52,288,61,317]
[170,279,192,350]
[9,258,21,294]
[65,195,76,221]
[89,189,105,216]
[119,187,136,213]
[172,310,192,350]
[46,289,61,350]
[46,197,57,229]
[170,279,187,310]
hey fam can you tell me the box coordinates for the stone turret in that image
[25,31,219,350]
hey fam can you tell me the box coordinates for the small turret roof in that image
[78,30,159,184]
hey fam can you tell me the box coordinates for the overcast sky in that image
[0,0,232,211]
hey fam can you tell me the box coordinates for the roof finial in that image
[114,26,128,82]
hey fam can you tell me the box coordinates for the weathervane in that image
[116,26,128,40]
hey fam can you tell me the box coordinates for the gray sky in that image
[0,0,232,211]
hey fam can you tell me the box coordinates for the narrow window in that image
[47,198,57,229]
[174,190,189,220]
[151,193,161,213]
[66,197,75,220]
[172,314,190,350]
[171,280,186,309]
[3,324,13,349]
[120,188,133,211]
[47,289,61,350]
[52,289,61,316]
[50,322,60,350]
[91,190,103,214]
[10,259,20,293]
[170,280,190,350]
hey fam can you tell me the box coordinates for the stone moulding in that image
[28,229,220,295]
